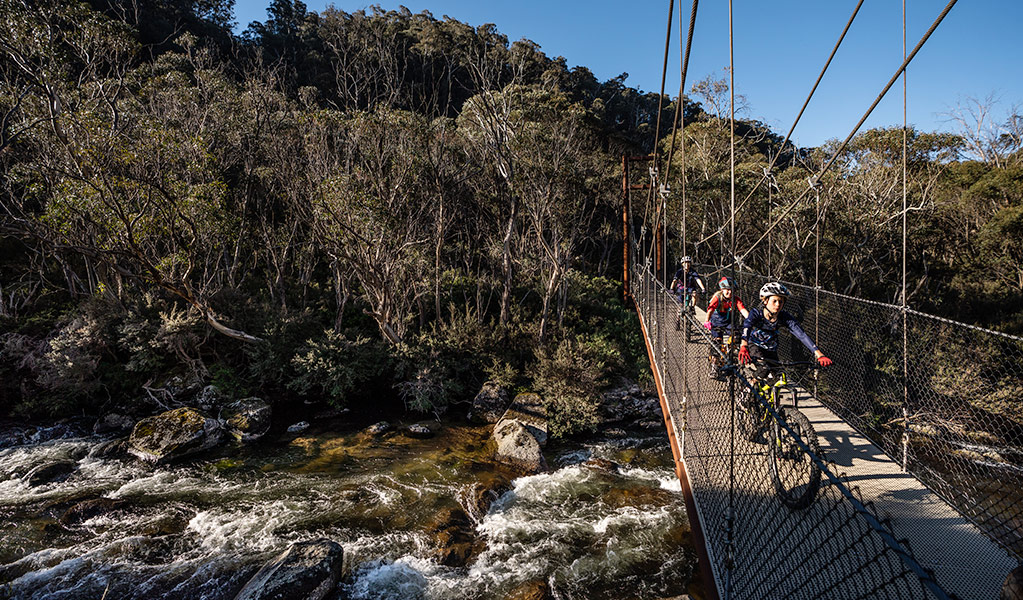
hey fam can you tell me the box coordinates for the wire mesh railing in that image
[725,268,1023,560]
[630,256,1020,599]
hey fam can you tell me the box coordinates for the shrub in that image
[289,329,391,406]
[533,335,616,438]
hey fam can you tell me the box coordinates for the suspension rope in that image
[664,0,700,183]
[737,0,960,265]
[901,0,910,473]
[693,0,865,251]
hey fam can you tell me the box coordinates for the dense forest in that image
[1,0,1020,431]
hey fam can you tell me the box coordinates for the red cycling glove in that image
[817,355,833,367]
[737,346,751,364]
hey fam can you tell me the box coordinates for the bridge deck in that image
[656,302,1015,600]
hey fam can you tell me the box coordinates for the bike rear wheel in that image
[769,407,822,510]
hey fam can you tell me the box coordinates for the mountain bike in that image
[708,325,738,380]
[675,288,698,342]
[735,359,822,509]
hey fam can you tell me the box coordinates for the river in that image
[0,417,696,599]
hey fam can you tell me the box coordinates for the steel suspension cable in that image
[901,0,910,473]
[694,0,865,250]
[664,0,700,183]
[737,0,959,265]
[725,0,737,595]
[642,0,675,282]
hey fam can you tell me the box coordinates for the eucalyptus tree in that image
[303,108,437,345]
[1,0,262,342]
[513,90,611,340]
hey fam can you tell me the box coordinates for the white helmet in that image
[680,256,693,264]
[759,282,790,299]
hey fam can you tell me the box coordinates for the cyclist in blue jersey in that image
[738,282,832,374]
[669,256,705,301]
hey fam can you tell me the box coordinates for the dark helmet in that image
[718,276,735,290]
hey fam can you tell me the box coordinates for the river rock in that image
[504,580,551,600]
[494,419,546,474]
[222,398,272,442]
[165,374,203,401]
[468,381,510,424]
[364,421,392,436]
[88,438,127,459]
[127,407,224,464]
[499,393,548,447]
[583,457,621,474]
[458,475,512,524]
[93,413,135,435]
[605,428,627,438]
[425,507,478,567]
[59,497,129,526]
[23,460,77,487]
[600,382,661,424]
[234,538,344,600]
[195,385,221,410]
[405,423,434,439]
[287,421,310,434]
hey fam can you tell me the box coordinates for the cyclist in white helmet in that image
[738,281,833,369]
[669,256,705,300]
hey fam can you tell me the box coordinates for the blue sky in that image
[232,1,1023,148]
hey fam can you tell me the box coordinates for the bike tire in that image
[735,386,764,442]
[769,407,823,510]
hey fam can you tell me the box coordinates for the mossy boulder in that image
[127,407,224,464]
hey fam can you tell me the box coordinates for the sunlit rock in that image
[364,421,392,436]
[500,393,548,447]
[405,423,433,438]
[494,419,546,474]
[234,538,344,600]
[222,397,272,442]
[127,407,223,464]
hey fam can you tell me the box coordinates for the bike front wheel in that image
[735,386,765,442]
[769,407,822,510]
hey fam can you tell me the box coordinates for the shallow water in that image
[0,418,695,599]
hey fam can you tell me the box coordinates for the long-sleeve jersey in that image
[672,268,703,292]
[707,292,747,328]
[742,308,818,353]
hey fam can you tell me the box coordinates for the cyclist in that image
[704,276,749,378]
[669,256,706,304]
[737,282,833,376]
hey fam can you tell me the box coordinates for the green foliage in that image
[533,335,618,438]
[289,329,392,407]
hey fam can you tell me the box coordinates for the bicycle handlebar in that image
[755,359,820,369]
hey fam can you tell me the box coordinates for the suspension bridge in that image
[628,1,1022,598]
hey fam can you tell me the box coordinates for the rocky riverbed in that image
[0,393,697,600]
